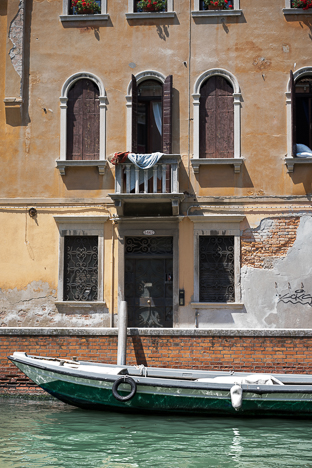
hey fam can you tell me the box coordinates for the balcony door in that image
[124,237,173,327]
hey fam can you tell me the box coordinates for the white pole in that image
[117,301,128,365]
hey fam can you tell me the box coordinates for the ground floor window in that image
[63,236,98,301]
[199,236,234,302]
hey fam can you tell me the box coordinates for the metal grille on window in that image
[64,236,98,301]
[199,236,234,302]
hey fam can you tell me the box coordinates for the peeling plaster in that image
[8,0,25,95]
[241,216,312,329]
[0,281,109,328]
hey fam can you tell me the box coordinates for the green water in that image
[1,399,312,468]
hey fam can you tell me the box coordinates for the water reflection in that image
[1,398,312,467]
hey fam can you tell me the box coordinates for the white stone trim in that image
[191,302,244,309]
[126,0,174,17]
[54,216,108,303]
[190,214,245,304]
[286,66,312,158]
[192,0,241,16]
[2,327,312,336]
[62,0,107,15]
[126,70,166,151]
[60,72,107,161]
[192,69,241,159]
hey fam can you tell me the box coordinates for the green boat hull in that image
[11,357,312,418]
[42,378,312,417]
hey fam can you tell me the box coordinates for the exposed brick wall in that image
[241,217,300,269]
[1,334,312,394]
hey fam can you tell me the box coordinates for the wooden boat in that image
[8,352,312,417]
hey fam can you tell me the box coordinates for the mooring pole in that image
[117,301,128,365]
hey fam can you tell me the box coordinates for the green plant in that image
[137,0,167,12]
[292,0,312,8]
[71,0,101,14]
[203,0,233,8]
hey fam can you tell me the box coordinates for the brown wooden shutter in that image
[199,76,234,158]
[162,75,173,154]
[67,79,99,160]
[131,75,138,153]
[290,70,296,157]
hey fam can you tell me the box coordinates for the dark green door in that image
[125,237,173,327]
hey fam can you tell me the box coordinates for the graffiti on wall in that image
[278,289,312,307]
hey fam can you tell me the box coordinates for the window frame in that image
[191,69,243,173]
[126,0,175,19]
[54,216,108,307]
[285,67,312,172]
[189,214,245,307]
[126,71,172,153]
[60,0,109,21]
[283,0,312,14]
[57,72,108,175]
[192,0,242,17]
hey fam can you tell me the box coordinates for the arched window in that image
[59,72,107,166]
[127,72,173,154]
[67,79,100,160]
[192,69,241,161]
[199,76,234,158]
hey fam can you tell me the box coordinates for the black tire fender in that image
[112,376,137,402]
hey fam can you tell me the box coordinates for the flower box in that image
[71,0,101,14]
[291,0,312,8]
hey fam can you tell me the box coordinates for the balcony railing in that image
[110,155,184,216]
[114,154,181,194]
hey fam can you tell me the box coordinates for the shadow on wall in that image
[287,166,312,196]
[61,166,115,191]
[196,163,254,189]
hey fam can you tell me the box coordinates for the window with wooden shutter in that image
[131,75,173,154]
[199,76,234,159]
[67,79,100,160]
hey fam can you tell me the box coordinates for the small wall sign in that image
[143,230,155,235]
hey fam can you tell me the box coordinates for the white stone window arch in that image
[59,72,107,162]
[192,69,242,160]
[126,70,166,151]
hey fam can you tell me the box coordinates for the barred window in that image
[63,236,98,301]
[199,236,234,302]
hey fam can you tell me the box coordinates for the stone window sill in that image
[191,157,244,173]
[60,14,109,22]
[192,10,242,17]
[285,157,312,173]
[55,301,107,314]
[283,8,312,14]
[56,160,107,175]
[126,12,176,19]
[191,302,244,309]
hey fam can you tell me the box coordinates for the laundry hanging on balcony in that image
[108,152,129,165]
[127,152,163,169]
[127,152,164,191]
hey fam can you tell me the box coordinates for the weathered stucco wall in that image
[1,0,312,199]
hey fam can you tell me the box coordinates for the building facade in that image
[1,0,312,392]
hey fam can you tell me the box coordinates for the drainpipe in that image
[117,301,128,365]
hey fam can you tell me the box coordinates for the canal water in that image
[1,398,312,468]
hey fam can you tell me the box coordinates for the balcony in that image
[109,154,184,216]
